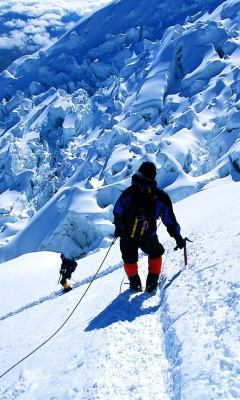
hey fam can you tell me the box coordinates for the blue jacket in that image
[113,172,181,240]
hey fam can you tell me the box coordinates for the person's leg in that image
[60,275,72,292]
[146,257,162,292]
[120,237,142,291]
[140,235,164,292]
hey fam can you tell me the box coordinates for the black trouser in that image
[120,234,165,264]
[60,274,71,286]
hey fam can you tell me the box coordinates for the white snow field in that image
[1,0,240,398]
[0,180,240,399]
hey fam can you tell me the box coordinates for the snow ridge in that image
[1,0,240,261]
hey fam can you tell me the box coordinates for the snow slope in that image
[1,0,240,262]
[0,180,240,399]
[1,1,240,396]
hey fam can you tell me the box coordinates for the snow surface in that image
[0,180,240,399]
[1,0,240,397]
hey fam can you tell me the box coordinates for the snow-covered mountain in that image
[1,180,240,399]
[1,0,240,262]
[0,0,112,73]
[1,0,240,398]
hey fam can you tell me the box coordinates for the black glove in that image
[174,236,193,251]
[174,236,186,251]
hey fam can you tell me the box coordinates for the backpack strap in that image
[126,185,158,240]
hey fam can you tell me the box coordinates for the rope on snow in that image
[0,238,117,380]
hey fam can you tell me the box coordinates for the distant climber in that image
[113,161,186,292]
[59,253,77,292]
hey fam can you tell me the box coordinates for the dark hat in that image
[60,253,66,259]
[138,161,156,180]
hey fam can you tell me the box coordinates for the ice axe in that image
[58,270,62,284]
[174,237,193,266]
[184,243,188,266]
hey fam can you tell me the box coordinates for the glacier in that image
[0,0,240,262]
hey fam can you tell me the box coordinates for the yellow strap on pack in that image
[140,224,145,237]
[140,220,148,237]
[131,217,139,238]
[131,218,148,239]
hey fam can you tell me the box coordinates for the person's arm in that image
[60,262,67,275]
[157,191,185,249]
[113,188,131,237]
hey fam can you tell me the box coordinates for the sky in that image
[0,0,112,72]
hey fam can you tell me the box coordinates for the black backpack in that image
[69,260,77,273]
[61,259,77,278]
[123,186,159,240]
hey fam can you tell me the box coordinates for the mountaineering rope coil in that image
[0,238,116,380]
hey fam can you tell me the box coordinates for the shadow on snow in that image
[85,290,160,331]
[85,269,183,331]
